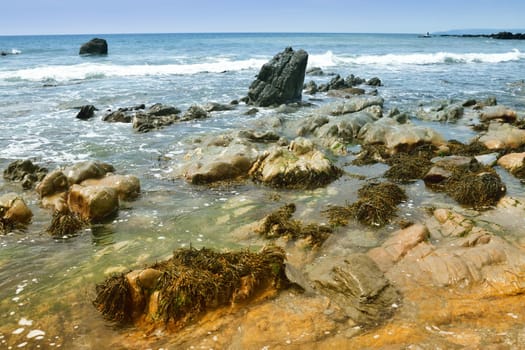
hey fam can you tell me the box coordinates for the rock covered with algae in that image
[93,245,290,328]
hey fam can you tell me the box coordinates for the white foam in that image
[308,49,525,68]
[0,57,267,82]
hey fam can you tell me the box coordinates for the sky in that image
[2,0,525,35]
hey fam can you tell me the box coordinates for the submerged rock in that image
[247,47,308,107]
[256,203,332,247]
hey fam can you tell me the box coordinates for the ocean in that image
[1,32,525,348]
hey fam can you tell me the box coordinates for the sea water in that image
[1,33,525,348]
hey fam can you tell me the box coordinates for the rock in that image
[325,96,384,116]
[418,103,464,122]
[479,105,518,123]
[478,122,525,149]
[247,47,308,107]
[102,109,133,123]
[79,38,108,55]
[81,174,140,200]
[3,159,48,189]
[237,130,280,143]
[36,170,69,198]
[68,184,119,222]
[310,254,399,326]
[76,105,97,120]
[132,113,178,133]
[63,161,115,185]
[306,67,324,76]
[243,107,259,116]
[203,102,235,112]
[497,152,525,172]
[313,111,378,151]
[249,138,342,189]
[181,105,209,121]
[147,103,180,116]
[366,77,382,86]
[368,224,429,271]
[358,117,445,153]
[326,87,365,98]
[303,80,318,95]
[0,193,33,226]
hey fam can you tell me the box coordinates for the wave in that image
[0,58,267,82]
[308,49,525,67]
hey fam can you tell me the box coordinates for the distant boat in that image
[418,32,432,38]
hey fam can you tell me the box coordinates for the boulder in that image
[324,96,384,116]
[79,38,108,55]
[102,109,133,123]
[478,122,525,149]
[247,47,308,107]
[3,159,48,189]
[132,114,178,133]
[358,117,445,153]
[479,105,518,123]
[314,111,378,150]
[80,174,140,200]
[76,105,97,120]
[497,152,525,172]
[309,254,399,326]
[36,170,69,198]
[63,161,114,185]
[366,77,382,86]
[67,184,119,222]
[249,137,342,189]
[187,155,255,185]
[203,102,235,112]
[0,193,33,226]
[181,105,209,121]
[147,103,181,116]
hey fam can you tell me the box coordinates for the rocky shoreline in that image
[2,46,525,348]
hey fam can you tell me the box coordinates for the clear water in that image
[1,33,525,348]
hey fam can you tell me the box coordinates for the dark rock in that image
[181,105,209,121]
[237,130,280,143]
[303,80,318,95]
[79,38,108,55]
[76,105,97,120]
[147,103,180,116]
[367,77,382,86]
[345,74,366,87]
[306,67,324,76]
[3,159,48,190]
[132,114,179,133]
[102,109,133,123]
[244,107,259,116]
[247,47,308,107]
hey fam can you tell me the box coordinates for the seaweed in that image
[256,203,332,247]
[446,140,491,156]
[323,181,407,227]
[46,209,87,237]
[445,170,506,208]
[93,245,289,328]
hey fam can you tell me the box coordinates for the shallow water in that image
[1,32,525,348]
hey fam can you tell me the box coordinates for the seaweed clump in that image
[384,144,436,183]
[256,203,333,247]
[445,169,506,208]
[46,209,87,238]
[324,181,407,227]
[93,245,289,329]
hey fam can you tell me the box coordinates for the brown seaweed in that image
[256,203,332,247]
[324,181,407,227]
[46,210,87,237]
[93,245,289,328]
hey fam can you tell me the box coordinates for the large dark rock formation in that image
[79,38,108,55]
[247,47,308,107]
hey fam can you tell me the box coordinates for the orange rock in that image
[0,193,32,224]
[67,184,119,222]
[81,174,140,200]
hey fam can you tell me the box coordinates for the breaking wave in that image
[0,57,267,82]
[307,49,525,68]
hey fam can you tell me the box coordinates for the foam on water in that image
[0,57,267,82]
[307,49,525,68]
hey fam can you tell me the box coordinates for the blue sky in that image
[2,0,525,35]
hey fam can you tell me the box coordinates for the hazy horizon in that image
[2,0,525,36]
